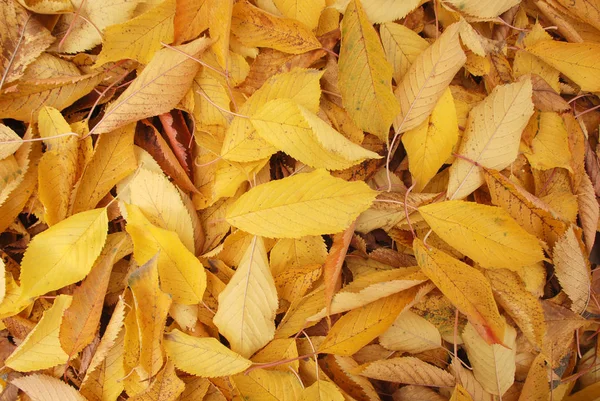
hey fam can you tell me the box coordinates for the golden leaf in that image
[353,356,455,387]
[299,380,345,401]
[273,0,325,30]
[12,373,86,401]
[379,310,442,353]
[445,0,520,18]
[413,239,505,345]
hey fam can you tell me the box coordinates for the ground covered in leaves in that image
[1,0,600,400]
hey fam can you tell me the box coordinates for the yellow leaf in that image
[353,356,455,387]
[19,208,108,301]
[80,299,126,401]
[274,287,325,339]
[525,112,572,171]
[0,124,22,159]
[273,0,325,30]
[394,21,466,134]
[484,168,567,248]
[379,310,442,353]
[128,168,195,252]
[164,329,252,377]
[418,200,545,269]
[207,0,232,69]
[380,21,429,83]
[577,172,598,255]
[173,0,208,44]
[221,68,323,162]
[16,0,73,14]
[485,269,546,350]
[0,73,105,121]
[230,1,321,54]
[402,88,459,191]
[71,123,137,214]
[553,225,591,314]
[232,369,304,401]
[462,322,517,396]
[125,204,206,305]
[527,40,600,92]
[251,98,381,170]
[319,286,426,355]
[128,255,172,377]
[445,0,520,18]
[519,353,550,401]
[338,0,399,141]
[299,380,345,401]
[192,69,230,129]
[95,0,176,65]
[308,268,428,321]
[59,233,126,359]
[92,36,212,135]
[11,373,86,401]
[37,107,79,225]
[213,236,278,357]
[413,239,505,345]
[226,169,378,238]
[129,360,184,401]
[5,295,72,372]
[450,384,475,401]
[251,338,299,372]
[270,236,327,276]
[447,78,534,199]
[54,0,140,53]
[275,264,322,303]
[332,0,421,24]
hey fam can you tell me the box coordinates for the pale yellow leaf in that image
[5,295,72,372]
[450,384,475,401]
[19,208,108,301]
[273,0,325,30]
[12,374,86,401]
[338,0,399,141]
[129,168,195,252]
[485,269,545,349]
[164,329,251,377]
[553,225,591,314]
[463,322,517,396]
[192,69,230,129]
[213,236,278,357]
[270,236,327,276]
[379,310,442,353]
[226,169,378,238]
[233,369,304,401]
[0,73,105,121]
[71,123,137,214]
[16,0,72,13]
[0,124,22,160]
[54,0,141,53]
[92,36,212,135]
[527,40,600,92]
[125,204,206,305]
[332,0,421,24]
[80,330,125,401]
[577,172,599,255]
[21,53,82,81]
[319,285,428,355]
[525,112,572,171]
[299,380,345,401]
[275,264,322,303]
[413,239,505,345]
[231,1,321,54]
[380,21,429,84]
[221,68,323,162]
[418,200,545,269]
[447,78,534,199]
[394,21,466,134]
[518,353,550,401]
[353,356,455,387]
[445,0,520,18]
[251,98,381,170]
[95,0,176,65]
[308,268,428,321]
[274,288,325,339]
[128,254,172,378]
[403,88,459,191]
[130,360,184,401]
